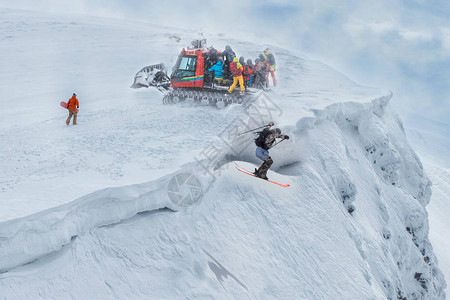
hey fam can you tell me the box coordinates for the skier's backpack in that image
[254,128,270,150]
[229,62,239,76]
[267,53,276,66]
[242,66,248,77]
[243,65,251,78]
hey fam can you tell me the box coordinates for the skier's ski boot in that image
[254,169,269,180]
[259,174,269,180]
[66,121,69,126]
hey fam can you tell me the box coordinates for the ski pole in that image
[237,122,274,136]
[269,138,286,149]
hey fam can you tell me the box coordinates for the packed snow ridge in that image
[1,93,446,299]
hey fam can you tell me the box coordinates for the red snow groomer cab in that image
[131,39,258,107]
[171,42,209,89]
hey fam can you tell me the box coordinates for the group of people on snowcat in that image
[204,45,277,94]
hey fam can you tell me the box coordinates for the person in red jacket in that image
[246,59,254,86]
[242,59,253,88]
[66,93,79,125]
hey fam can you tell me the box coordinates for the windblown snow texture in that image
[0,8,446,300]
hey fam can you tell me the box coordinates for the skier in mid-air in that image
[253,123,289,180]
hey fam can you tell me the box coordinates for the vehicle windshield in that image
[173,56,196,78]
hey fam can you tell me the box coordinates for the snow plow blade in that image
[131,63,171,90]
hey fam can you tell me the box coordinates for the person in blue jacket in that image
[208,59,225,84]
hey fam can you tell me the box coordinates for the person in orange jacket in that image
[227,57,245,94]
[66,93,79,125]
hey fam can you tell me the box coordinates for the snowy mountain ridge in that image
[0,8,446,299]
[1,93,446,299]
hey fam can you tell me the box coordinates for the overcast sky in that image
[2,0,449,124]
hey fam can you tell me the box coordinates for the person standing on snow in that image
[205,47,220,69]
[66,93,79,125]
[253,58,262,87]
[242,59,253,88]
[246,59,254,86]
[208,59,225,84]
[221,45,236,79]
[239,56,246,67]
[253,123,289,180]
[222,45,236,65]
[227,57,245,94]
[264,48,277,86]
[258,54,270,88]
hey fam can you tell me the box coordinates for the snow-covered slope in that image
[0,8,446,299]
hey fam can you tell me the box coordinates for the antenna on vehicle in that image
[189,39,207,49]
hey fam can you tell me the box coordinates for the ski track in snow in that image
[0,8,447,299]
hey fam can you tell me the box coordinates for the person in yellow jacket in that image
[227,57,245,94]
[264,48,277,86]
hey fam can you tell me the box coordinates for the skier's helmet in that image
[247,59,253,66]
[259,54,265,60]
[239,56,245,65]
[225,45,232,51]
[275,128,281,134]
[73,93,76,96]
[255,58,260,63]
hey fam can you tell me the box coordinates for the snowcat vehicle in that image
[131,39,259,107]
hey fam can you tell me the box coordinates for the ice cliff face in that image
[282,93,446,299]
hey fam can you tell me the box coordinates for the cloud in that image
[252,0,450,123]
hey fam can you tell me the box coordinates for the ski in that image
[234,162,290,187]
